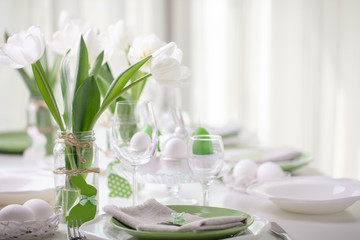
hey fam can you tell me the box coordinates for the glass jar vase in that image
[53,130,99,223]
[27,96,56,156]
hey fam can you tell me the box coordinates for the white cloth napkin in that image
[207,122,242,137]
[103,199,247,233]
[258,147,301,163]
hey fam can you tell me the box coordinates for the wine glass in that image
[188,135,224,206]
[112,100,158,206]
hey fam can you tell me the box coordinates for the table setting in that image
[0,11,360,240]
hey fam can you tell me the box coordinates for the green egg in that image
[142,125,162,151]
[157,130,162,152]
[192,127,213,155]
[142,124,153,138]
[191,127,210,136]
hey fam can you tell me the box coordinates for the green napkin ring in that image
[171,212,189,225]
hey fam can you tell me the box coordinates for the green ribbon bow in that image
[79,194,97,206]
[171,212,187,225]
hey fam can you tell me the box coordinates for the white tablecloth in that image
[1,154,360,240]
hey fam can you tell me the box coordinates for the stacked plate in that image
[247,176,360,214]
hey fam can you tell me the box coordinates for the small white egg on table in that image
[257,161,286,182]
[232,159,258,182]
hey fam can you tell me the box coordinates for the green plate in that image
[0,130,31,154]
[225,147,313,172]
[110,205,254,240]
[277,154,313,172]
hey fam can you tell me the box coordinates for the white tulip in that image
[0,26,45,69]
[128,34,166,72]
[47,24,82,56]
[47,12,91,56]
[150,42,190,87]
[58,10,91,34]
[108,20,136,54]
[83,29,113,66]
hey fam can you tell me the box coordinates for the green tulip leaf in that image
[98,63,114,85]
[130,70,147,100]
[74,36,90,93]
[17,68,39,96]
[55,187,78,212]
[60,50,72,129]
[72,76,100,132]
[32,61,65,131]
[89,51,104,77]
[48,54,61,90]
[100,56,151,112]
[89,55,152,129]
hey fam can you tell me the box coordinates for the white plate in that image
[80,214,270,240]
[0,171,55,206]
[246,176,360,214]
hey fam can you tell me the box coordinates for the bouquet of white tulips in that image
[0,13,190,224]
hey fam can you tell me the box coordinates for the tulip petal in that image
[172,48,183,62]
[108,20,135,54]
[0,55,24,68]
[84,30,103,65]
[2,43,29,66]
[128,34,166,72]
[23,35,40,63]
[153,42,176,58]
[1,26,44,67]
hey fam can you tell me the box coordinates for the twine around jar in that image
[27,98,58,134]
[30,97,48,110]
[56,132,95,163]
[53,166,100,177]
[53,132,99,177]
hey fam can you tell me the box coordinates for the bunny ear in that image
[171,108,180,126]
[176,107,186,128]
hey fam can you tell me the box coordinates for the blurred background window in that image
[1,0,360,179]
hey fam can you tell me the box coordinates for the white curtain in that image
[1,0,359,179]
[181,0,360,179]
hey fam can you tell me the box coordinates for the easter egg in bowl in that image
[0,198,62,239]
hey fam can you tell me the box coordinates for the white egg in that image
[232,159,258,182]
[159,134,174,152]
[23,199,53,221]
[129,132,151,151]
[162,138,188,159]
[0,204,35,222]
[257,162,285,181]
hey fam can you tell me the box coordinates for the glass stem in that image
[132,165,139,206]
[167,185,180,198]
[202,182,211,206]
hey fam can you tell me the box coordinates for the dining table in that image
[1,152,360,240]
